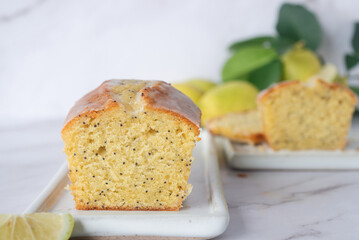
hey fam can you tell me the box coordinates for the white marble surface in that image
[215,141,359,240]
[1,119,359,239]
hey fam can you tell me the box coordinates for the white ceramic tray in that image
[25,131,229,239]
[223,120,359,170]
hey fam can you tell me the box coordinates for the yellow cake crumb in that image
[258,79,357,150]
[206,110,264,144]
[61,80,201,210]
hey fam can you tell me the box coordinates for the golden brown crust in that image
[257,80,300,103]
[206,110,264,144]
[207,125,264,144]
[75,202,180,211]
[64,81,112,124]
[141,82,201,131]
[258,79,358,105]
[318,79,358,102]
[62,80,201,137]
[213,132,265,144]
[61,81,119,136]
[249,134,266,144]
[209,131,264,144]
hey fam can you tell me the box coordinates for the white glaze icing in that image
[64,80,201,129]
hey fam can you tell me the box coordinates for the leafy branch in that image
[345,23,359,72]
[222,3,322,90]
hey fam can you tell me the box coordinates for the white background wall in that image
[1,0,358,125]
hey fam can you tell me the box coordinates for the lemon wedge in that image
[0,213,74,240]
[307,63,348,85]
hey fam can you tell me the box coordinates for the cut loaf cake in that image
[258,79,357,150]
[206,110,264,144]
[61,80,201,211]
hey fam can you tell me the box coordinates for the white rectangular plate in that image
[25,131,229,239]
[223,120,359,170]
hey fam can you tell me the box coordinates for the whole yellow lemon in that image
[172,83,202,105]
[199,81,259,124]
[187,79,217,93]
[281,46,321,81]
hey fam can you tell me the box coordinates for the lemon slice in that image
[0,213,74,240]
[306,63,337,83]
[316,63,338,83]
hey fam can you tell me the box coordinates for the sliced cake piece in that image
[61,80,201,211]
[258,79,357,150]
[206,110,264,144]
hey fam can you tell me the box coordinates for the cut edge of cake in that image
[206,110,265,144]
[258,79,358,150]
[61,80,201,211]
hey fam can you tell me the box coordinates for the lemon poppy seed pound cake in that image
[61,80,201,211]
[258,79,357,151]
[206,110,264,144]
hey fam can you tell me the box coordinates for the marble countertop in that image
[1,119,359,239]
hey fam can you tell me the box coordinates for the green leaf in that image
[350,86,359,97]
[317,53,325,65]
[247,59,282,90]
[276,3,322,51]
[229,36,274,52]
[269,37,294,55]
[352,22,359,55]
[222,46,278,82]
[345,54,359,71]
[351,86,359,113]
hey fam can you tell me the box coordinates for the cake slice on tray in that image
[61,80,201,211]
[206,110,264,144]
[258,79,357,151]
